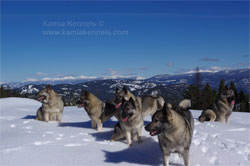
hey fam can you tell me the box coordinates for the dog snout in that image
[145,123,151,131]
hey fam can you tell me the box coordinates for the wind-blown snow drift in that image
[0,97,250,166]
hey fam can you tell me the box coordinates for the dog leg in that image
[57,113,62,123]
[162,153,170,166]
[96,119,103,132]
[225,113,231,123]
[181,149,190,166]
[44,112,49,122]
[137,129,142,143]
[91,119,97,129]
[125,131,132,146]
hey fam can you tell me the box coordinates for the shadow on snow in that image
[102,137,162,166]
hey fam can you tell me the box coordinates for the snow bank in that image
[0,97,250,166]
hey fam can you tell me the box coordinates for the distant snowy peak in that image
[20,85,39,94]
[2,68,249,92]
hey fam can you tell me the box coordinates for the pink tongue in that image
[38,96,44,101]
[150,131,157,136]
[122,116,129,122]
[115,103,122,109]
[232,100,235,105]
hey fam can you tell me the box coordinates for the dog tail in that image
[178,99,191,110]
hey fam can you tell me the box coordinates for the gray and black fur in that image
[145,99,194,166]
[199,88,235,123]
[118,97,143,146]
[77,90,117,131]
[36,85,64,122]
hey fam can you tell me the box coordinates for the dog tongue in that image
[38,96,44,101]
[115,102,122,109]
[122,116,129,122]
[232,100,235,105]
[150,131,157,136]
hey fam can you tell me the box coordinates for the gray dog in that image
[145,99,194,166]
[199,88,235,123]
[36,85,64,122]
[77,90,117,131]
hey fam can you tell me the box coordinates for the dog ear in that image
[122,97,126,103]
[162,103,172,119]
[129,97,135,108]
[46,84,51,89]
[162,103,167,115]
[84,90,89,96]
[123,86,128,94]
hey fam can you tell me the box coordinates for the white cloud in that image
[184,66,233,74]
[106,68,119,76]
[24,78,39,82]
[41,75,97,81]
[210,66,233,71]
[34,72,48,76]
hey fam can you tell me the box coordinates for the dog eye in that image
[154,119,159,123]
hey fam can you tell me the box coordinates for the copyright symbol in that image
[98,21,104,27]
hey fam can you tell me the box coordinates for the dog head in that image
[120,97,136,123]
[37,85,52,104]
[145,103,173,136]
[77,90,90,108]
[221,88,235,105]
[114,86,129,109]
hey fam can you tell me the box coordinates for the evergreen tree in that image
[212,88,217,102]
[184,85,201,109]
[0,85,23,98]
[218,79,226,94]
[201,83,214,109]
[0,86,6,97]
[238,90,249,112]
[70,93,77,106]
[193,67,202,89]
[184,67,204,110]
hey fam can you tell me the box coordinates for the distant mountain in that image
[14,80,187,106]
[2,68,249,105]
[147,68,249,93]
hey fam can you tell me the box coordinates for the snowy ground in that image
[0,97,250,166]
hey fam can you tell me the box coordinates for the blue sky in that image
[1,0,249,82]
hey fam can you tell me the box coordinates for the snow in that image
[20,85,39,94]
[0,97,250,166]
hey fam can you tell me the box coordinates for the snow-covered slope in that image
[0,98,250,166]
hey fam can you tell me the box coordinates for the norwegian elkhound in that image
[118,97,143,146]
[114,87,165,117]
[145,99,194,166]
[77,90,117,131]
[36,85,64,122]
[198,88,235,123]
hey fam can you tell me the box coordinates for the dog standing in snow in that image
[145,99,194,166]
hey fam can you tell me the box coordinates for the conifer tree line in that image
[1,70,249,112]
[0,86,26,98]
[184,67,249,112]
